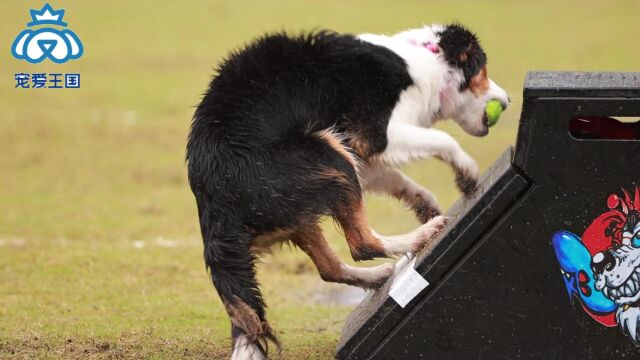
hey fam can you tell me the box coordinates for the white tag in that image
[389,256,429,308]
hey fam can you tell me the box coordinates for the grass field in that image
[1,0,639,358]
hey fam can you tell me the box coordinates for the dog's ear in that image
[437,24,485,65]
[437,24,487,85]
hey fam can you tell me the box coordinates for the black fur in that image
[186,30,413,350]
[436,24,487,89]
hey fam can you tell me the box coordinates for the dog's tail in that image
[197,204,278,359]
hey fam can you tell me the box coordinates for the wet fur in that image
[187,25,507,358]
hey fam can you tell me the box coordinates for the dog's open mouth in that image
[603,266,640,306]
[482,112,489,127]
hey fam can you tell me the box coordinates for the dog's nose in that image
[499,97,510,111]
[592,251,616,274]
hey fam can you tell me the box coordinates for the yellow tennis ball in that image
[485,99,503,127]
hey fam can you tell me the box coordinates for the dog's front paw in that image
[412,200,441,224]
[415,206,441,224]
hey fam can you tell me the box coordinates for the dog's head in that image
[396,24,509,136]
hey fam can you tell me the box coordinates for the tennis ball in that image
[485,99,503,127]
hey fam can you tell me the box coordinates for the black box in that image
[337,71,640,359]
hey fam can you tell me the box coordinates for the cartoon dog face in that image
[552,188,640,345]
[592,209,640,342]
[592,232,640,306]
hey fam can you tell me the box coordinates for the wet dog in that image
[187,24,509,359]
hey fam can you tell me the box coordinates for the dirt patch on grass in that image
[0,332,227,360]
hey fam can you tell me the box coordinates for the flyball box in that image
[337,71,640,359]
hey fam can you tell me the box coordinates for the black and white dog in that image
[187,24,509,359]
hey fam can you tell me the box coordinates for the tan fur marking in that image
[226,297,279,351]
[310,167,361,203]
[337,199,387,261]
[292,224,393,288]
[292,225,346,283]
[251,228,293,253]
[348,135,373,160]
[225,297,263,342]
[469,66,490,96]
[315,129,358,169]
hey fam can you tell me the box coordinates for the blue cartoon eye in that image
[633,224,640,248]
[633,234,640,248]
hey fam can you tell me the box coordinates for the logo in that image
[552,186,640,345]
[11,3,83,64]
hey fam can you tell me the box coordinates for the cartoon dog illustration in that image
[592,194,640,343]
[552,187,640,345]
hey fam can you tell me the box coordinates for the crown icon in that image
[27,3,67,27]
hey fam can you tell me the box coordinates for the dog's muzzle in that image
[593,246,640,305]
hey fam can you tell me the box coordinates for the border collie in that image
[187,24,509,359]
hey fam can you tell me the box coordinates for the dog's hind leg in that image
[310,128,447,261]
[335,198,448,261]
[361,163,441,223]
[195,205,278,359]
[291,224,395,289]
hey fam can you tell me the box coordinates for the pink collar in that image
[409,39,440,54]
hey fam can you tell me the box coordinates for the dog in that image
[186,23,509,359]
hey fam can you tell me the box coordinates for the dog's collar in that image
[408,39,440,54]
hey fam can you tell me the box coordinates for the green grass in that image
[1,0,639,358]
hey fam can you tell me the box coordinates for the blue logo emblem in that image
[11,3,83,64]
